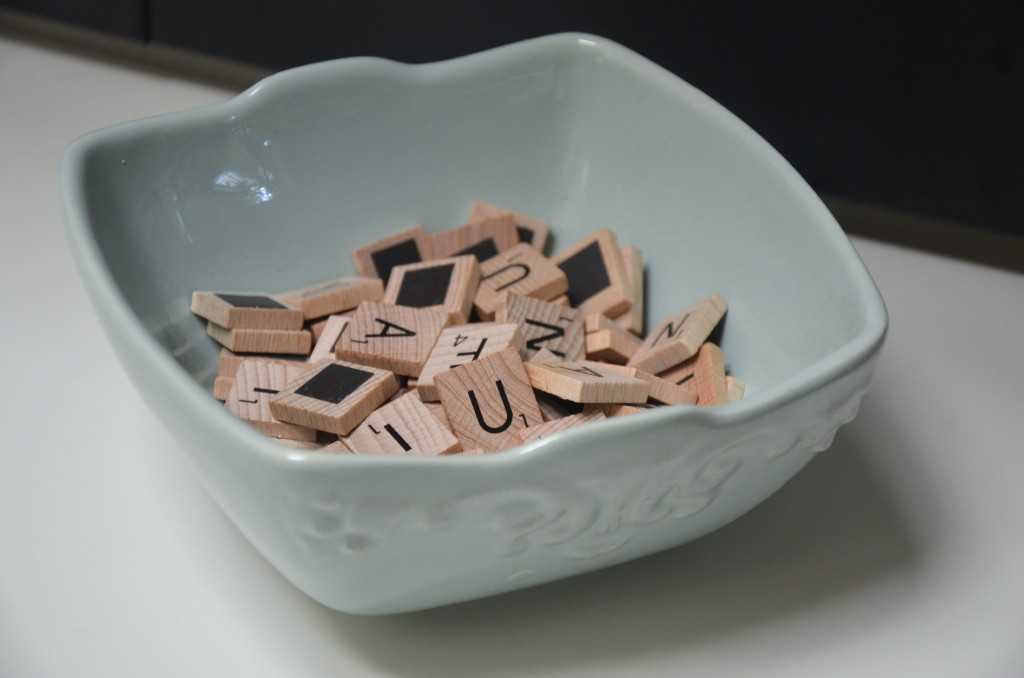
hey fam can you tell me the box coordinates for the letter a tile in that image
[434,346,542,453]
[335,301,447,376]
[524,358,650,404]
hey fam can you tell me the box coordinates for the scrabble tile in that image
[524,357,650,404]
[416,322,524,401]
[518,411,606,444]
[430,213,519,262]
[655,342,728,406]
[550,294,570,307]
[423,399,452,431]
[335,301,447,377]
[473,243,568,319]
[214,348,306,397]
[726,375,746,402]
[207,322,312,354]
[308,315,350,364]
[583,313,643,364]
[382,255,480,325]
[494,293,585,361]
[191,291,304,330]
[269,359,400,435]
[351,224,434,284]
[467,199,549,252]
[599,363,697,406]
[346,392,462,455]
[611,244,644,336]
[534,391,586,421]
[628,293,727,374]
[213,376,236,401]
[319,439,353,454]
[434,346,542,453]
[601,402,660,417]
[527,347,563,363]
[278,276,384,320]
[216,348,304,376]
[225,360,319,441]
[550,228,632,317]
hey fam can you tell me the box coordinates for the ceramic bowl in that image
[61,33,887,614]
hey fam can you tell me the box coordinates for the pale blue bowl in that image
[61,33,887,614]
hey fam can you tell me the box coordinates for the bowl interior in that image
[69,34,881,403]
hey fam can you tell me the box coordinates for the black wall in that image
[6,0,1022,238]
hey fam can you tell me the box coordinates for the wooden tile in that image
[382,255,480,325]
[216,348,304,376]
[518,411,606,444]
[550,228,632,317]
[583,313,642,364]
[628,293,727,374]
[430,214,519,262]
[225,360,319,441]
[213,376,235,401]
[550,294,570,307]
[655,343,728,406]
[191,291,304,330]
[308,317,329,342]
[207,322,312,354]
[467,199,549,252]
[351,224,433,284]
[473,242,568,319]
[308,315,350,364]
[214,348,306,398]
[423,400,452,432]
[335,301,447,377]
[611,244,644,336]
[524,357,650,404]
[494,293,585,361]
[434,346,542,453]
[269,359,399,435]
[278,276,384,320]
[416,322,524,401]
[346,392,462,455]
[585,330,637,363]
[599,363,697,406]
[319,439,353,454]
[726,375,746,402]
[534,391,586,421]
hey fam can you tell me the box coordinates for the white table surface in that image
[2,32,1023,678]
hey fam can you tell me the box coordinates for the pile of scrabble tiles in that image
[192,200,743,455]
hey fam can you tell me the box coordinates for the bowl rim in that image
[60,32,888,472]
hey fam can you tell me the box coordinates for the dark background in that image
[4,0,1022,239]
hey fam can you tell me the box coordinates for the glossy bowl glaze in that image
[61,33,886,614]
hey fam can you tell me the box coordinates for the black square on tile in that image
[558,241,611,306]
[395,263,454,307]
[455,238,499,262]
[371,239,423,284]
[295,363,374,404]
